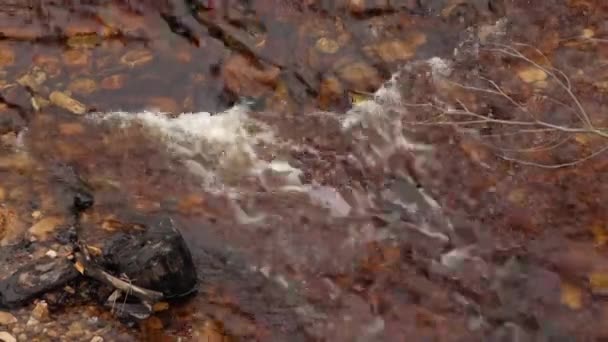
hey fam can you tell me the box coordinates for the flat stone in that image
[0,312,16,326]
[0,332,16,342]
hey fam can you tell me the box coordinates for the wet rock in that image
[318,76,344,109]
[336,61,382,92]
[0,257,80,308]
[368,36,427,63]
[0,332,16,342]
[100,217,198,300]
[222,54,280,97]
[49,91,87,115]
[0,312,16,325]
[0,111,25,136]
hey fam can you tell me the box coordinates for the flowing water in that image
[1,0,608,341]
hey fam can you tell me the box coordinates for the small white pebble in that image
[45,250,57,258]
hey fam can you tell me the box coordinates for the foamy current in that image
[90,59,447,203]
[83,58,462,338]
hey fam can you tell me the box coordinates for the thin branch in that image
[484,43,592,129]
[402,42,608,168]
[498,143,608,169]
[74,252,164,303]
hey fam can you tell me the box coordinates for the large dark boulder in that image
[100,217,198,300]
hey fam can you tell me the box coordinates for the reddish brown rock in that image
[222,54,280,97]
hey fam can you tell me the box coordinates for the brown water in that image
[1,0,608,341]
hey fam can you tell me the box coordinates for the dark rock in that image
[0,110,26,135]
[100,218,198,299]
[0,257,81,308]
[72,190,94,213]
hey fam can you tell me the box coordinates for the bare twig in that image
[497,143,608,169]
[404,43,608,168]
[74,252,164,303]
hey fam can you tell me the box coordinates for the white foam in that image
[90,105,292,192]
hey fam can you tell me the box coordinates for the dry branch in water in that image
[405,42,608,168]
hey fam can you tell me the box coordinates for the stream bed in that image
[1,0,608,341]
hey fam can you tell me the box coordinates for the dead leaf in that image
[561,282,583,310]
[74,261,85,275]
[591,223,608,247]
[517,66,547,83]
[590,272,608,295]
[86,245,102,256]
[152,302,169,312]
[29,217,64,240]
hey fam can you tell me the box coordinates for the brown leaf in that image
[74,261,85,275]
[560,282,583,310]
[29,217,64,240]
[152,302,169,312]
[590,272,608,295]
